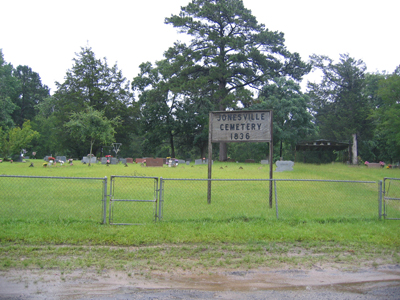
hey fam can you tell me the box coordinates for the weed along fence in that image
[1,175,392,224]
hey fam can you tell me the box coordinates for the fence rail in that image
[0,175,393,224]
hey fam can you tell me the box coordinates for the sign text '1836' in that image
[231,132,250,140]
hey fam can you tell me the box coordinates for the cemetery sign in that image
[210,111,272,143]
[208,110,273,206]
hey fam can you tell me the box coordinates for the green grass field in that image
[0,159,399,273]
[0,159,396,223]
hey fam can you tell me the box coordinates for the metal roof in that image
[295,139,349,151]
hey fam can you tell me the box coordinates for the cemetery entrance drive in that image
[109,176,159,225]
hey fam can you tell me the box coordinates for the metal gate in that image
[383,177,400,220]
[109,176,159,225]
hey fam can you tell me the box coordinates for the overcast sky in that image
[1,0,399,94]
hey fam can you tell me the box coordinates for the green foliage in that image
[12,65,50,127]
[64,106,120,165]
[54,46,137,158]
[308,54,375,162]
[374,66,400,161]
[308,54,372,140]
[164,0,310,160]
[0,120,39,159]
[0,49,18,129]
[251,77,316,159]
[132,61,181,157]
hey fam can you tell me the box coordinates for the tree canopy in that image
[164,0,310,160]
[64,106,120,166]
[1,1,399,164]
[12,65,49,127]
[0,120,39,160]
[251,77,316,159]
[50,46,138,158]
[307,54,374,162]
[0,50,18,130]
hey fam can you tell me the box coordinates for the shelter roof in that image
[295,139,349,151]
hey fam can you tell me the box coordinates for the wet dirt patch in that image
[1,265,400,299]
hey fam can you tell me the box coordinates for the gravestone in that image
[167,158,176,167]
[177,159,185,165]
[56,156,67,163]
[110,157,118,165]
[186,161,190,165]
[275,160,294,172]
[82,157,97,164]
[119,158,127,164]
[261,160,269,165]
[195,159,203,165]
[367,163,381,168]
[146,157,164,167]
[126,158,133,164]
[135,158,146,164]
[101,157,108,164]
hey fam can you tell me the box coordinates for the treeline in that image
[1,0,399,164]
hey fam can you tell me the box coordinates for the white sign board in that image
[210,110,272,143]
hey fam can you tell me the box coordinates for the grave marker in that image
[275,161,294,172]
[146,158,164,167]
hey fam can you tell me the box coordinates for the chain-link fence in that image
[383,177,400,220]
[0,175,387,224]
[273,179,378,220]
[109,176,159,225]
[159,178,379,222]
[159,178,273,221]
[0,175,107,224]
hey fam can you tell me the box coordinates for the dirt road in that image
[1,264,400,299]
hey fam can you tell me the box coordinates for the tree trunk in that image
[352,133,357,165]
[219,142,227,161]
[170,132,175,158]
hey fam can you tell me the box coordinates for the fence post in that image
[378,180,382,220]
[103,176,108,224]
[159,177,163,221]
[274,180,278,219]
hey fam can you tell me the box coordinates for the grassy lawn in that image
[0,159,399,273]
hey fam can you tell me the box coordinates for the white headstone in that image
[275,161,294,172]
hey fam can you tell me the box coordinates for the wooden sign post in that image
[208,110,273,207]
